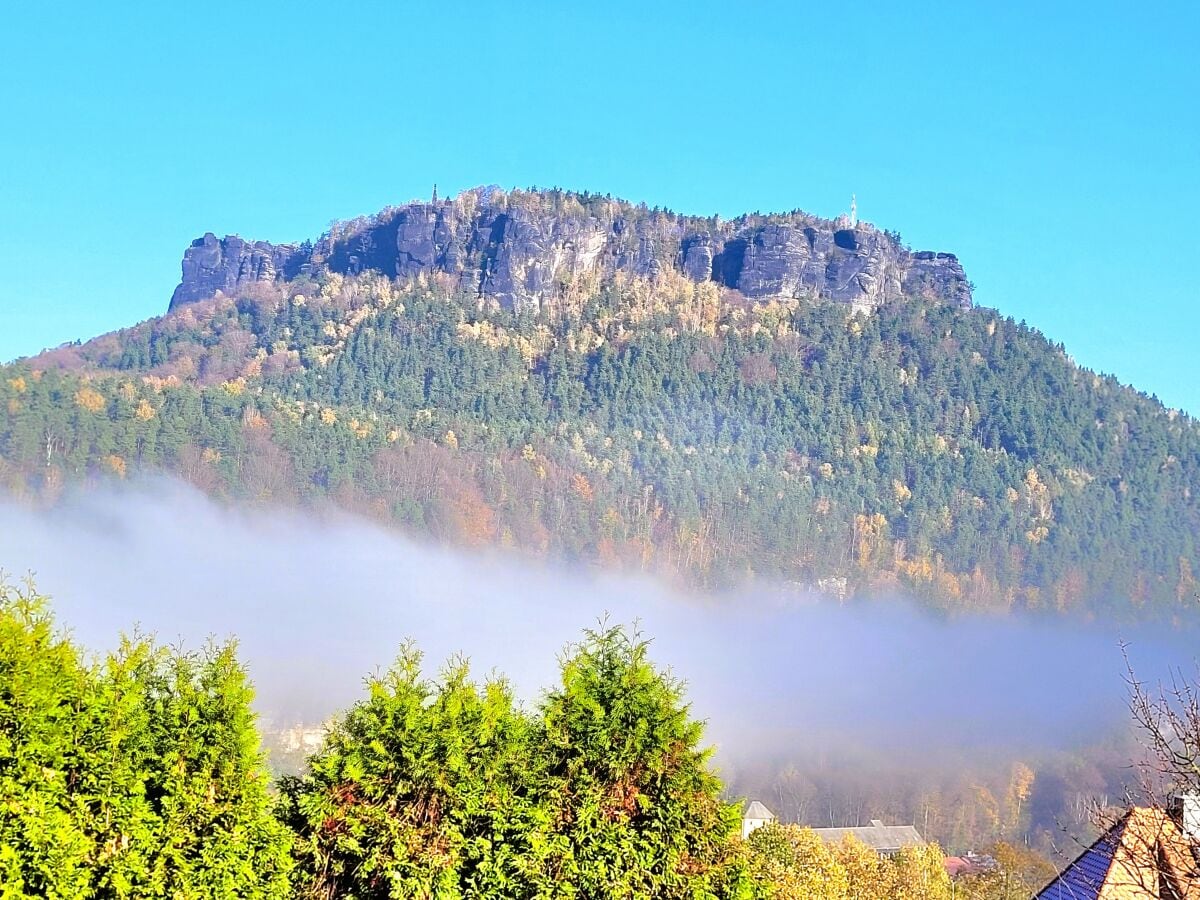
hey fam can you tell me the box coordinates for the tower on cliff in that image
[849,194,857,228]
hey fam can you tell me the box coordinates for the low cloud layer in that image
[0,479,1191,763]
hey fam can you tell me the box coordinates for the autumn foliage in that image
[3,266,1198,620]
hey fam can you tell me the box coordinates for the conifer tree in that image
[279,646,541,898]
[533,624,748,899]
[0,579,96,896]
[0,580,293,899]
[281,626,751,898]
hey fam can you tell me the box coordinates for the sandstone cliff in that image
[169,187,971,313]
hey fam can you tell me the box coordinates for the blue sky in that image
[1,1,1196,411]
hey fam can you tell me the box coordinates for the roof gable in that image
[744,801,776,821]
[1035,808,1200,900]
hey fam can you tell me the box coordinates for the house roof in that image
[812,820,924,853]
[1035,807,1200,899]
[744,801,776,821]
[944,853,996,879]
[1036,820,1123,900]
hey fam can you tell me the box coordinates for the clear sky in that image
[1,1,1196,411]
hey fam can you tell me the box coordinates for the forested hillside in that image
[2,192,1197,619]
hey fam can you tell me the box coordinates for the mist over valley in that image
[3,477,1192,856]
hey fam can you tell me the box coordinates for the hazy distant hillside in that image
[2,188,1197,618]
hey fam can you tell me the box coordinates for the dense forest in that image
[1,579,1057,899]
[2,251,1197,618]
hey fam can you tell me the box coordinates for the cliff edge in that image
[169,187,971,313]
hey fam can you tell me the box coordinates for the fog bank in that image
[0,479,1191,761]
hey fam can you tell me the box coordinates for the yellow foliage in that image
[7,376,26,394]
[243,409,269,430]
[74,386,106,413]
[900,553,935,582]
[834,834,882,897]
[893,479,912,504]
[854,512,889,571]
[935,570,962,599]
[102,455,127,479]
[447,488,496,548]
[572,473,594,502]
[832,836,952,900]
[973,785,1000,831]
[1062,467,1093,489]
[600,506,622,537]
[142,375,180,392]
[886,843,953,899]
[201,447,222,464]
[1005,761,1035,831]
[319,407,337,426]
[320,271,345,299]
[221,378,246,396]
[1016,467,1055,545]
[134,398,156,421]
[443,430,458,450]
[750,825,849,900]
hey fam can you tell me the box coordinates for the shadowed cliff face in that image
[168,187,973,313]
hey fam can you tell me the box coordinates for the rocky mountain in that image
[4,185,1197,620]
[169,187,972,314]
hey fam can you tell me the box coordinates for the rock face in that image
[170,234,304,308]
[169,188,972,313]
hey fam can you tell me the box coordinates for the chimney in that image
[1169,794,1200,843]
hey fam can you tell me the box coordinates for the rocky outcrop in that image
[169,188,972,313]
[904,251,973,309]
[170,234,304,308]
